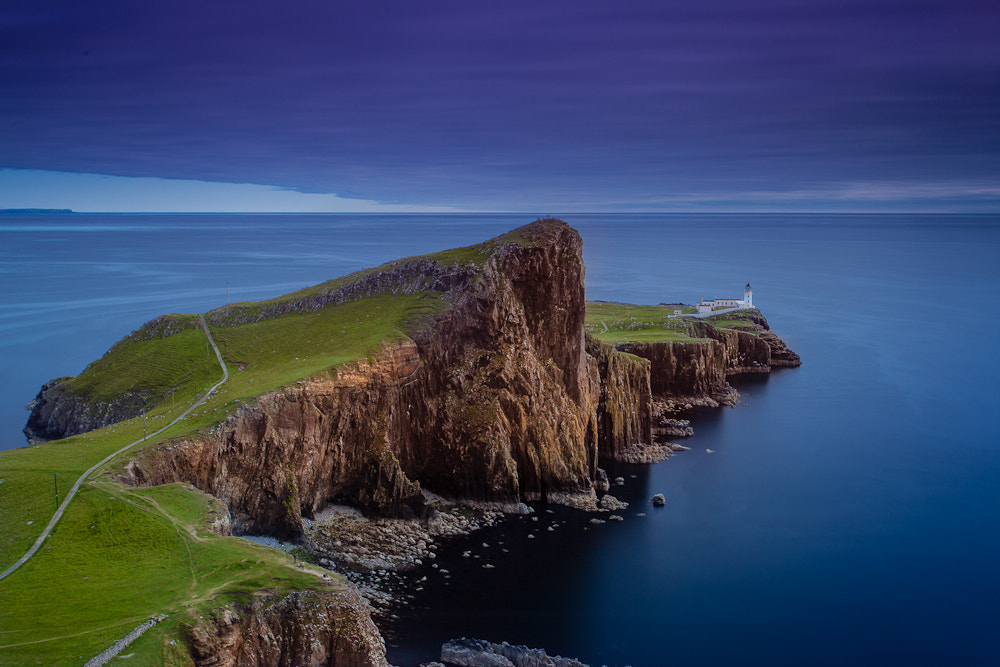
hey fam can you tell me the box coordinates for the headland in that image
[3,219,798,665]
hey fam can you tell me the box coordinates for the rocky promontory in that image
[23,218,800,665]
[33,219,800,540]
[186,588,388,667]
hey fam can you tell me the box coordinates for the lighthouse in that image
[744,282,753,308]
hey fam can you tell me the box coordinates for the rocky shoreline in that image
[430,637,590,667]
[27,219,801,665]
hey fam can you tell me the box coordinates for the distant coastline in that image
[0,208,74,214]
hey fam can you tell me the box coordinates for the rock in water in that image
[594,467,610,494]
[439,637,590,667]
[651,493,666,506]
[599,494,628,511]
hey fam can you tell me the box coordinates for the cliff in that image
[185,588,388,667]
[35,219,798,540]
[613,310,800,408]
[120,220,602,537]
[17,218,801,666]
[24,378,145,444]
[24,314,210,443]
[586,335,652,461]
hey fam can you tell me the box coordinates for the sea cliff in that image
[120,220,603,539]
[185,589,388,667]
[31,219,800,536]
[22,218,799,665]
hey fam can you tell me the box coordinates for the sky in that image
[1,0,998,212]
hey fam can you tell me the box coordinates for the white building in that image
[696,283,754,314]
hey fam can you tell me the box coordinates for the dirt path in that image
[0,315,229,581]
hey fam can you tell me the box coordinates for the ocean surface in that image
[1,213,998,665]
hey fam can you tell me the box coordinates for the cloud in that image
[0,169,468,213]
[0,1,996,212]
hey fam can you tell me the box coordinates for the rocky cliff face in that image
[121,220,602,537]
[121,342,429,538]
[586,335,652,461]
[616,339,730,401]
[185,588,387,667]
[759,330,801,366]
[24,380,147,444]
[616,313,800,408]
[687,320,774,375]
[47,218,798,540]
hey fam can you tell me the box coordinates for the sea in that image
[1,213,998,666]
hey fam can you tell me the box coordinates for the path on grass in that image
[0,315,228,582]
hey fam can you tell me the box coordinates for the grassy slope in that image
[0,480,331,666]
[585,301,702,343]
[0,241,483,664]
[585,301,766,344]
[0,222,562,664]
[63,317,218,407]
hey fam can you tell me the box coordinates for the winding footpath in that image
[0,314,228,582]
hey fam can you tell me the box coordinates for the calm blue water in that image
[1,213,998,665]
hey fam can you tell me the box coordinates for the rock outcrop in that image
[759,330,802,366]
[40,219,798,540]
[185,588,388,667]
[24,379,148,444]
[615,339,730,403]
[616,311,800,411]
[438,637,589,667]
[121,220,602,537]
[585,336,651,461]
[23,314,201,443]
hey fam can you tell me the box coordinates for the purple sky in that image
[1,0,998,211]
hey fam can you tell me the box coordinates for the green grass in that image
[63,322,219,408]
[704,310,764,332]
[706,319,746,329]
[0,424,174,568]
[0,277,455,665]
[0,297,446,664]
[0,481,334,666]
[0,222,553,664]
[209,292,447,405]
[585,301,702,343]
[585,302,767,343]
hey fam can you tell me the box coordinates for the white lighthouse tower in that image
[744,282,753,308]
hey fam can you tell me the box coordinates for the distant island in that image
[0,208,74,214]
[4,219,798,665]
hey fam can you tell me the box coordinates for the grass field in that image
[0,224,665,664]
[585,301,703,343]
[0,480,332,665]
[585,301,765,344]
[0,255,461,663]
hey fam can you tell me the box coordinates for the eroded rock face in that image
[586,335,652,461]
[116,220,801,537]
[121,220,602,536]
[439,637,589,667]
[23,380,149,444]
[616,339,729,401]
[185,588,387,667]
[121,343,429,538]
[759,330,802,366]
[617,313,800,408]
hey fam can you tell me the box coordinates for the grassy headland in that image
[585,301,765,344]
[0,230,518,663]
[585,301,700,343]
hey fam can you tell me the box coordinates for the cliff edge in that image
[30,219,799,541]
[119,219,603,537]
